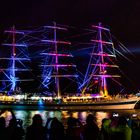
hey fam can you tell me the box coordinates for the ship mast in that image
[91,23,120,97]
[54,22,60,98]
[41,22,78,98]
[81,23,120,97]
[11,26,16,91]
[0,26,32,93]
[98,22,108,96]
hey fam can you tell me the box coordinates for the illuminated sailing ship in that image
[0,23,139,110]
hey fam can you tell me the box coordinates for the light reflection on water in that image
[0,109,140,129]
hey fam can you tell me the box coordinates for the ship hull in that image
[0,99,138,110]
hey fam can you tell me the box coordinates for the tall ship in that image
[0,23,139,110]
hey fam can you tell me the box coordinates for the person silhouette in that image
[7,118,25,140]
[0,117,7,140]
[66,115,83,140]
[82,114,99,140]
[45,117,64,140]
[25,114,46,140]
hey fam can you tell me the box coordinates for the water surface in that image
[0,107,140,129]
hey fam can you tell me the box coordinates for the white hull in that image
[59,103,136,110]
[0,97,139,110]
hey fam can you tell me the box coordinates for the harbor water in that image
[0,107,140,129]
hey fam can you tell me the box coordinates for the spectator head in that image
[32,114,43,126]
[86,114,96,124]
[118,116,128,126]
[102,118,111,128]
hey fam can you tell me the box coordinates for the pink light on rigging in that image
[44,26,67,31]
[5,30,25,34]
[92,25,110,31]
[41,64,76,67]
[91,64,119,67]
[41,39,71,45]
[91,39,113,45]
[91,53,115,57]
[41,53,73,57]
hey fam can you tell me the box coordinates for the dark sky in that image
[0,0,140,42]
[0,0,140,92]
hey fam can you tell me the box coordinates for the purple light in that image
[92,74,120,78]
[41,39,71,45]
[91,39,113,45]
[91,64,118,67]
[5,30,25,34]
[44,26,67,31]
[92,25,110,31]
[40,64,76,67]
[40,53,73,57]
[91,53,115,57]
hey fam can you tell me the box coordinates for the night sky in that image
[0,0,140,41]
[0,0,140,92]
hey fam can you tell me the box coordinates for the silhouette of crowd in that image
[0,109,140,140]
